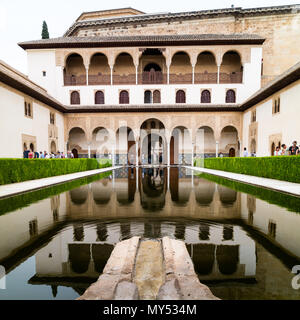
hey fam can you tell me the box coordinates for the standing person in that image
[289,141,299,155]
[243,147,248,157]
[219,152,224,158]
[40,151,44,159]
[23,148,29,159]
[28,149,34,159]
[281,144,287,155]
[274,146,281,156]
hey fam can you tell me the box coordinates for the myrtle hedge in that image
[0,158,112,185]
[194,156,300,183]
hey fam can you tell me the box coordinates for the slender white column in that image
[112,143,115,166]
[136,167,139,191]
[135,141,139,166]
[110,67,113,85]
[217,65,220,84]
[167,166,170,190]
[135,65,138,85]
[216,141,219,158]
[86,67,89,86]
[167,141,170,167]
[192,65,195,84]
[167,66,170,84]
[88,144,91,159]
[191,143,194,167]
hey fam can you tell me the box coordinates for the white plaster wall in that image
[242,80,300,157]
[0,84,65,158]
[27,50,59,98]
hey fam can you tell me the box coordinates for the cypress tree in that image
[42,21,50,39]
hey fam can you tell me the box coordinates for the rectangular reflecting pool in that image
[0,167,299,300]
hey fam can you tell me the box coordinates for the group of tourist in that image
[23,150,75,159]
[242,140,299,157]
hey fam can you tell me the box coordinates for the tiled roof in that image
[0,60,66,112]
[64,4,300,36]
[18,33,265,49]
[240,60,300,110]
[64,104,241,113]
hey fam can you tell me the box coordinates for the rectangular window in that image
[273,96,280,114]
[42,71,46,77]
[24,100,33,118]
[50,112,55,125]
[251,110,256,123]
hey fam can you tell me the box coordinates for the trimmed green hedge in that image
[0,158,112,185]
[194,156,300,183]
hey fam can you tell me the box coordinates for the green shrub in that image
[194,156,300,183]
[0,158,112,185]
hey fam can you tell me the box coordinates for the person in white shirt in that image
[274,146,282,156]
[243,147,248,157]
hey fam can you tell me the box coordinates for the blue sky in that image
[0,0,299,73]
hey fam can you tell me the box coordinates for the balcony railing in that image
[113,74,136,85]
[169,73,193,84]
[88,74,111,85]
[140,71,167,84]
[64,71,243,86]
[219,72,243,84]
[64,74,86,86]
[194,72,217,84]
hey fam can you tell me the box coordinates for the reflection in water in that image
[0,167,300,300]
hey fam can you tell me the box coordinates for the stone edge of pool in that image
[185,166,300,197]
[77,236,220,301]
[0,166,122,200]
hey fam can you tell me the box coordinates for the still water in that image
[0,167,299,300]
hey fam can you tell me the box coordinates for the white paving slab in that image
[0,166,122,199]
[185,166,300,197]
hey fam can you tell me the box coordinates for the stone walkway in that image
[185,166,300,197]
[0,166,121,199]
[78,237,219,300]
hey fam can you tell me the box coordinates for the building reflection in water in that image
[1,167,300,300]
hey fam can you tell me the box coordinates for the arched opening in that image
[69,244,90,274]
[68,127,87,158]
[91,127,110,158]
[225,89,236,103]
[218,185,237,206]
[201,90,211,103]
[220,51,243,83]
[30,143,34,152]
[70,186,88,205]
[50,141,56,153]
[64,53,86,85]
[139,49,166,84]
[119,90,129,104]
[153,90,161,103]
[144,90,152,104]
[72,148,78,158]
[140,119,166,165]
[271,142,276,156]
[170,126,192,165]
[188,244,215,275]
[195,51,218,84]
[89,53,110,85]
[92,244,114,274]
[95,91,105,104]
[176,90,186,103]
[116,127,136,165]
[194,177,215,206]
[229,147,235,157]
[114,53,135,84]
[92,180,112,205]
[170,51,192,84]
[216,245,239,275]
[140,168,167,211]
[195,126,216,158]
[220,126,239,157]
[70,91,80,105]
[250,139,256,155]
